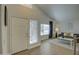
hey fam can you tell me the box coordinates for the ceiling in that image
[21,4,32,8]
[36,4,79,21]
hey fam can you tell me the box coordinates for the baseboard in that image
[12,49,29,55]
[30,43,41,49]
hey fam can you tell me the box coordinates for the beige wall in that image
[1,4,55,54]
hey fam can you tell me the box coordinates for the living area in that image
[52,19,79,54]
[53,32,74,49]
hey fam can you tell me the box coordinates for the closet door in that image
[10,17,28,54]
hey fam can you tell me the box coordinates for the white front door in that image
[9,17,28,54]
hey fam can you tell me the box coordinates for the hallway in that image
[15,39,73,55]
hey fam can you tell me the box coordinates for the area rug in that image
[50,39,79,51]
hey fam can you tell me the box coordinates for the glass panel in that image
[30,20,38,44]
[40,24,50,35]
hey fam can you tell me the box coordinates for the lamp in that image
[55,28,59,32]
[55,27,59,38]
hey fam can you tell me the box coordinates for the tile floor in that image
[14,39,75,55]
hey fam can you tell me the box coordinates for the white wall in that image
[37,5,79,34]
[58,19,79,34]
[48,5,79,34]
[59,21,73,33]
[73,20,79,34]
[32,5,55,40]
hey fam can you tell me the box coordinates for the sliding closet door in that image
[9,17,28,54]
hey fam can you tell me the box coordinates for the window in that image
[40,24,50,35]
[30,20,38,44]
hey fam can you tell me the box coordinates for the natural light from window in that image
[40,24,50,35]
